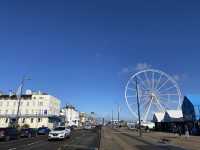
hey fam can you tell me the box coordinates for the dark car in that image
[20,128,37,138]
[37,127,50,135]
[0,128,20,141]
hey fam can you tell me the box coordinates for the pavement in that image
[0,128,100,150]
[100,127,188,150]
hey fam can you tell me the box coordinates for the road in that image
[0,128,100,150]
[100,127,188,150]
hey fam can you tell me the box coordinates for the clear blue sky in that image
[0,0,200,120]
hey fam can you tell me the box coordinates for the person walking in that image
[178,126,182,136]
[185,125,190,139]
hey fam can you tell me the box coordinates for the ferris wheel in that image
[125,69,182,122]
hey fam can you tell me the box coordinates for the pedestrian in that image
[185,125,190,139]
[172,125,178,136]
[178,126,182,136]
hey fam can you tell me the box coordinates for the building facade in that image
[0,90,61,129]
[61,105,80,127]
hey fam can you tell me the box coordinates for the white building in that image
[0,90,61,129]
[153,110,183,123]
[61,105,79,127]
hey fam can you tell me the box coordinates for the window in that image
[26,109,29,114]
[27,102,29,106]
[20,102,23,106]
[39,102,43,106]
[22,118,25,123]
[31,118,34,123]
[33,101,35,106]
[13,101,16,106]
[39,97,43,99]
[5,118,8,123]
[38,118,41,122]
[7,101,9,106]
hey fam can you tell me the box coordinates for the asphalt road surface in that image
[0,128,100,150]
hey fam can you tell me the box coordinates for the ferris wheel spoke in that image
[157,79,169,91]
[127,87,136,91]
[160,85,176,92]
[152,71,155,89]
[155,73,163,89]
[136,75,149,90]
[159,97,178,103]
[142,99,153,121]
[159,93,179,96]
[144,71,151,89]
[139,96,151,108]
[126,95,137,98]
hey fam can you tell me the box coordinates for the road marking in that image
[8,148,16,150]
[27,141,40,146]
[63,144,97,150]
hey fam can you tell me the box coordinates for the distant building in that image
[153,110,183,131]
[61,105,80,127]
[153,111,165,122]
[0,90,61,129]
[163,110,183,122]
[79,112,86,126]
[182,95,200,121]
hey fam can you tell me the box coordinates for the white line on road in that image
[27,141,40,146]
[8,148,16,150]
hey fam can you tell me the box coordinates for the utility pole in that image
[136,77,142,137]
[15,76,30,127]
[112,109,113,128]
[117,104,120,127]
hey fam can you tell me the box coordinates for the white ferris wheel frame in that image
[125,69,182,121]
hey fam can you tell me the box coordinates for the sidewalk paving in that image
[142,131,200,150]
[100,127,187,150]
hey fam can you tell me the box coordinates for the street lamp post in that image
[117,104,120,127]
[15,77,30,127]
[135,78,142,137]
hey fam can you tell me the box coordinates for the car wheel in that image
[5,136,10,141]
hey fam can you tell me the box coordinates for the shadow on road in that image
[135,145,187,150]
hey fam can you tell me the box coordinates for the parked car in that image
[0,127,20,141]
[37,127,50,135]
[69,125,77,131]
[48,126,71,141]
[20,128,37,138]
[84,125,92,130]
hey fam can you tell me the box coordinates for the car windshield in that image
[53,127,65,131]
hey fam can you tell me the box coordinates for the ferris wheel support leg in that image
[143,99,153,122]
[155,97,165,112]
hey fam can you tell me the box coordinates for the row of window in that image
[0,101,44,107]
[0,96,44,100]
[0,109,48,115]
[3,118,43,123]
